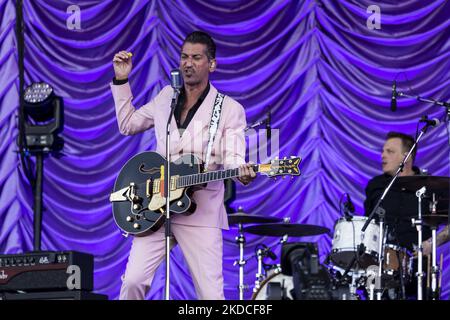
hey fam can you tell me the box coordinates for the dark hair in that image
[182,31,216,60]
[386,131,416,162]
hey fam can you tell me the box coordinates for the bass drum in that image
[251,271,294,300]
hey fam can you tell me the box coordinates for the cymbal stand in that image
[234,222,247,300]
[430,226,440,299]
[412,186,426,300]
[430,193,440,300]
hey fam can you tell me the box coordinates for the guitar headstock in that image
[259,156,302,177]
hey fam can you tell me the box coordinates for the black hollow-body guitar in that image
[110,151,301,236]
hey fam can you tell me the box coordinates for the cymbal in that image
[394,176,450,193]
[243,223,330,237]
[422,214,448,227]
[227,212,282,225]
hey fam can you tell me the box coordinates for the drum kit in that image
[228,207,332,300]
[228,176,449,300]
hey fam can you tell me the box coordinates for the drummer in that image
[364,131,449,254]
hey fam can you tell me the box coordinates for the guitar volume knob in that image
[133,223,141,229]
[126,216,134,222]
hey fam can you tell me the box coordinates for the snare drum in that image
[251,270,294,300]
[331,216,380,269]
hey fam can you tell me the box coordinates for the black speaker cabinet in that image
[0,290,108,300]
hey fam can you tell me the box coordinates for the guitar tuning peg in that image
[283,156,287,160]
[275,156,279,160]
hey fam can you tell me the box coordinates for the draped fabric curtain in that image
[0,0,449,299]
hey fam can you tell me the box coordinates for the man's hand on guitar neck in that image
[237,163,256,185]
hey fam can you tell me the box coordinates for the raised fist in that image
[113,51,133,80]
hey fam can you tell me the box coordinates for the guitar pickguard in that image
[148,188,185,211]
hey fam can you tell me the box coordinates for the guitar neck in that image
[177,164,259,188]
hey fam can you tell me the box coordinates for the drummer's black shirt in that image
[364,173,432,251]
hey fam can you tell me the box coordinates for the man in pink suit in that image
[111,31,256,300]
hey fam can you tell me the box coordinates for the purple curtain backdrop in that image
[0,0,449,300]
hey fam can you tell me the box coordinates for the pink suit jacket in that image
[111,82,247,230]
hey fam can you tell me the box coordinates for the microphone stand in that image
[397,92,450,109]
[164,85,180,300]
[244,110,271,132]
[361,121,432,299]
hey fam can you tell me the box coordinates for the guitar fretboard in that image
[177,165,259,188]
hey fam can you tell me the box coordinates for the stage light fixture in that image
[16,81,65,251]
[22,82,64,153]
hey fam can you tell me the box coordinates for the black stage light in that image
[22,82,64,153]
[17,82,65,251]
[281,242,332,300]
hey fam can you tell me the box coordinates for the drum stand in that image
[361,208,386,300]
[253,238,285,292]
[413,186,426,300]
[348,273,360,300]
[234,222,247,300]
[253,246,274,293]
[376,209,386,300]
[254,247,265,293]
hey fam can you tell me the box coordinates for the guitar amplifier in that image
[0,290,108,300]
[0,251,93,292]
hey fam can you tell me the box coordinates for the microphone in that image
[343,193,355,220]
[346,193,355,213]
[419,116,440,127]
[264,246,277,260]
[170,69,182,109]
[266,110,271,141]
[390,80,397,112]
[258,244,277,260]
[170,69,182,90]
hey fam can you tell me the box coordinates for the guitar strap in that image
[204,92,225,171]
